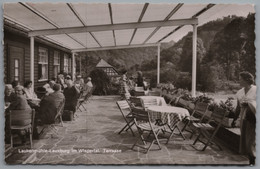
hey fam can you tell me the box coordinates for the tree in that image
[89,69,111,95]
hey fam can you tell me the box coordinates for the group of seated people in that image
[5,74,93,143]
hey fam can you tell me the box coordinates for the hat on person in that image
[77,75,82,78]
[87,77,91,81]
[53,84,61,91]
[66,75,71,79]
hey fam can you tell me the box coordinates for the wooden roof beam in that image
[71,43,158,53]
[28,18,198,37]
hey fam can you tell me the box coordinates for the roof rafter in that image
[28,18,198,37]
[108,3,116,46]
[72,43,158,53]
[143,3,183,44]
[129,3,149,45]
[66,3,102,48]
[157,3,215,43]
[19,2,86,48]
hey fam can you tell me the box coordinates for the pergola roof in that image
[3,3,254,52]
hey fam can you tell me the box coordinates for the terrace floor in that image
[5,95,250,165]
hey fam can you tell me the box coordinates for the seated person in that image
[8,85,31,111]
[5,84,16,104]
[43,83,54,95]
[6,85,32,144]
[64,79,80,114]
[38,84,65,125]
[23,80,38,100]
[75,75,85,91]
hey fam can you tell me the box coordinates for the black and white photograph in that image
[2,2,256,165]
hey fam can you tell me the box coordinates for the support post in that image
[80,55,82,75]
[30,36,34,91]
[72,52,75,81]
[157,44,161,84]
[192,24,197,97]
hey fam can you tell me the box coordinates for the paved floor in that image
[6,95,249,165]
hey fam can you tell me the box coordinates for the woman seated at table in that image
[6,85,32,144]
[5,84,16,104]
[64,79,80,116]
[23,80,40,110]
[23,80,38,100]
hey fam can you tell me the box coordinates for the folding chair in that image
[116,100,135,136]
[141,98,158,110]
[131,107,166,153]
[181,102,209,138]
[10,109,35,148]
[129,97,142,108]
[191,107,228,151]
[76,92,87,112]
[39,99,65,137]
[148,91,161,96]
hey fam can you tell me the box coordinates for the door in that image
[8,46,24,85]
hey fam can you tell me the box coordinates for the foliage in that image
[89,69,111,95]
[208,97,236,118]
[193,94,214,104]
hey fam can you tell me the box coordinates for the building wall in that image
[4,28,72,90]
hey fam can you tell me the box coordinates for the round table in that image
[147,105,189,126]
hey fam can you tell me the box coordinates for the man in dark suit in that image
[39,84,65,124]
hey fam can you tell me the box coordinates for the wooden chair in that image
[39,99,65,136]
[141,98,158,110]
[129,97,142,108]
[116,100,135,136]
[131,107,165,153]
[148,91,161,96]
[181,102,209,138]
[191,107,228,151]
[10,109,35,148]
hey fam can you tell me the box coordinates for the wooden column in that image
[157,43,161,84]
[72,52,75,81]
[191,24,197,97]
[30,36,34,91]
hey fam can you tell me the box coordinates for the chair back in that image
[211,107,228,124]
[117,100,131,117]
[10,109,35,127]
[55,98,65,119]
[177,98,189,108]
[129,97,142,107]
[131,107,149,122]
[191,102,209,122]
[134,91,145,96]
[142,98,158,109]
[148,91,161,96]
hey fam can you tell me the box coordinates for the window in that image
[53,51,60,78]
[38,47,48,80]
[64,54,69,73]
[14,59,19,81]
[68,57,72,73]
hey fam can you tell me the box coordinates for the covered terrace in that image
[4,3,253,96]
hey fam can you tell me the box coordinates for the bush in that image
[89,69,111,95]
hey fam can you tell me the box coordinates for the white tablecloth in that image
[138,96,167,108]
[147,105,190,126]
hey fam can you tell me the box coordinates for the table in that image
[147,105,190,142]
[147,105,189,125]
[138,96,167,108]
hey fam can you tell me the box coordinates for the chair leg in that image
[59,115,63,127]
[29,128,33,148]
[177,126,186,140]
[193,132,201,145]
[181,120,189,132]
[10,134,13,148]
